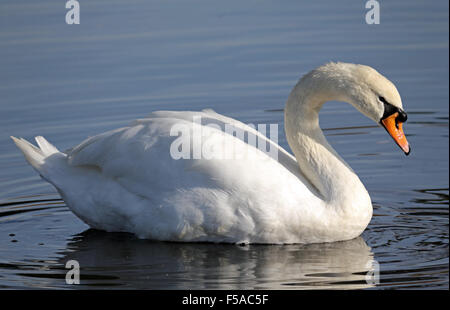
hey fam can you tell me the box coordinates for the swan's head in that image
[309,62,410,155]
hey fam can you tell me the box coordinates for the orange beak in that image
[381,112,410,155]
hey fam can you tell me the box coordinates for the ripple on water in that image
[0,188,447,289]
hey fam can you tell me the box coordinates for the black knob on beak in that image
[397,109,408,123]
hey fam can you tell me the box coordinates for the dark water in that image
[0,0,448,289]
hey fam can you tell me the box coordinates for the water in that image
[0,0,448,289]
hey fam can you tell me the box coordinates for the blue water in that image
[0,0,448,289]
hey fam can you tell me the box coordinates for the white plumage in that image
[11,62,408,244]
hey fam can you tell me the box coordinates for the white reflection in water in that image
[60,231,377,289]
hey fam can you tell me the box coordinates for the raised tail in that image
[11,136,61,175]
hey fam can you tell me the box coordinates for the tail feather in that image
[11,136,60,172]
[35,136,59,155]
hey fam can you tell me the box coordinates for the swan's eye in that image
[379,96,387,104]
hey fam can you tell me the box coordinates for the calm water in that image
[0,0,448,289]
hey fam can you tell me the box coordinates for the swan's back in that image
[45,110,321,243]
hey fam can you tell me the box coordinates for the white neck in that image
[284,70,371,211]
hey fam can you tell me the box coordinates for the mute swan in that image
[11,62,410,244]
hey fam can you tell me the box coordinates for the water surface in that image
[0,0,448,289]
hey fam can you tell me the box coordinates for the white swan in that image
[11,62,410,244]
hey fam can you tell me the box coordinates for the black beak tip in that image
[404,145,411,156]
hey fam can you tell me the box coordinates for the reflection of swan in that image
[11,62,410,244]
[60,230,376,289]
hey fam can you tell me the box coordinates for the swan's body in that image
[12,62,409,244]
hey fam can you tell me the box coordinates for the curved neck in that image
[284,75,369,206]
